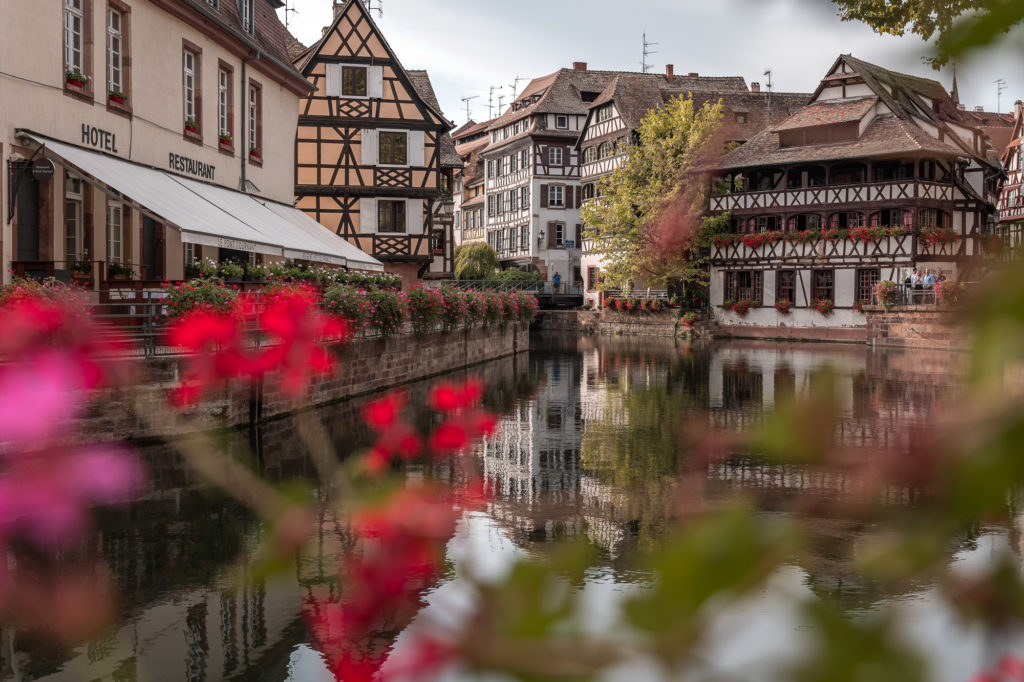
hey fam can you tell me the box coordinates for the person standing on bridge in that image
[553,271,561,293]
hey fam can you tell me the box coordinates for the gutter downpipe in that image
[241,50,261,192]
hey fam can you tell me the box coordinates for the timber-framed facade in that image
[292,0,460,284]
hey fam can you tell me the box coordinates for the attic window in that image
[206,0,219,9]
[581,91,600,103]
[555,115,568,129]
[596,105,613,123]
[240,0,253,34]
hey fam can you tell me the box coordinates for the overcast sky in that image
[278,0,1024,126]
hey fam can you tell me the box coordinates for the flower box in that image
[66,70,88,88]
[184,118,199,134]
[108,91,126,105]
[774,298,793,313]
[249,148,262,161]
[218,135,233,147]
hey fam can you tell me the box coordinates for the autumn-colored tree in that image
[580,95,724,291]
[833,0,1024,66]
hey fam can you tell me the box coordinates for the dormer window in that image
[555,115,568,129]
[596,105,613,123]
[206,0,219,8]
[779,122,858,148]
[240,0,253,34]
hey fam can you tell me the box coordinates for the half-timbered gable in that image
[997,101,1024,258]
[704,54,1002,334]
[293,0,459,284]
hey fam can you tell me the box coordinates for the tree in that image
[832,0,1024,66]
[453,243,499,280]
[580,95,725,292]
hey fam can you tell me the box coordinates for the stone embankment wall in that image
[533,310,704,337]
[81,324,529,440]
[863,306,970,351]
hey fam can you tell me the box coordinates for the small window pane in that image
[342,66,367,97]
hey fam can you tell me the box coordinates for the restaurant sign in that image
[169,153,216,181]
[217,238,256,252]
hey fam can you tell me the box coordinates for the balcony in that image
[709,180,956,213]
[708,229,964,263]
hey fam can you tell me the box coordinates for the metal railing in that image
[432,280,583,295]
[603,288,669,299]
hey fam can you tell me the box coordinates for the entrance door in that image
[141,215,158,280]
[14,165,39,262]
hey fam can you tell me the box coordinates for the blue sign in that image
[565,240,575,248]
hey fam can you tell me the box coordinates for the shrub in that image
[872,280,900,307]
[681,311,699,327]
[853,299,869,312]
[812,297,834,315]
[934,278,965,306]
[406,285,445,334]
[463,291,488,327]
[492,269,542,282]
[218,260,245,279]
[439,287,469,333]
[323,284,372,332]
[774,298,793,313]
[483,292,504,326]
[367,289,406,337]
[245,263,268,281]
[0,278,89,310]
[164,278,237,318]
[513,291,539,324]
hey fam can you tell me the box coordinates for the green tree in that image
[832,0,1024,66]
[580,95,725,291]
[453,243,499,280]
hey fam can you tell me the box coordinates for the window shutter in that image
[540,184,548,208]
[325,64,341,97]
[406,199,421,234]
[408,130,425,166]
[547,223,557,248]
[361,129,378,166]
[368,66,384,98]
[359,198,377,233]
[574,186,582,208]
[575,224,582,244]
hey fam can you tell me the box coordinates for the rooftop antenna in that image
[460,95,479,123]
[282,0,298,28]
[488,85,503,119]
[509,75,527,100]
[498,94,506,113]
[763,68,773,92]
[640,32,658,74]
[362,0,382,18]
[995,78,1007,113]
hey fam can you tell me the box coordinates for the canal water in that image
[1,334,1017,681]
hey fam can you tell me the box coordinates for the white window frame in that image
[107,9,123,94]
[249,82,259,151]
[65,174,83,261]
[64,0,84,73]
[218,69,230,137]
[554,223,565,246]
[549,185,565,207]
[549,147,563,165]
[240,0,253,34]
[555,115,568,129]
[107,197,123,264]
[521,186,529,209]
[183,49,197,123]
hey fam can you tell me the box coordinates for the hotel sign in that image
[81,124,119,153]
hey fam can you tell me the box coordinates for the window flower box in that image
[108,90,126,105]
[249,147,262,161]
[812,297,834,315]
[218,133,233,147]
[184,118,199,134]
[66,69,88,88]
[774,298,793,313]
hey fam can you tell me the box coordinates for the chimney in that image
[333,0,344,20]
[751,82,760,93]
[1015,100,1024,118]
[573,61,587,71]
[974,105,985,112]
[687,72,699,77]
[665,64,674,83]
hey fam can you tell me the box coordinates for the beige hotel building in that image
[0,0,380,290]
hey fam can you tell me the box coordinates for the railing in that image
[711,233,916,262]
[708,180,956,212]
[431,280,585,296]
[603,288,669,300]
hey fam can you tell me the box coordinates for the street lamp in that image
[537,228,545,245]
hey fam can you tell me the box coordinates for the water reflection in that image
[0,336,1003,681]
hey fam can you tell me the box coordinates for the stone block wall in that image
[79,324,528,440]
[599,310,685,336]
[532,310,600,333]
[863,306,970,351]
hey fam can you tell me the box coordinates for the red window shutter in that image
[540,184,549,208]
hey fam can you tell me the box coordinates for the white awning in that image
[23,133,382,271]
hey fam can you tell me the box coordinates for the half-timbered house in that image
[452,119,491,246]
[702,55,1002,339]
[576,67,809,306]
[292,0,460,285]
[997,100,1024,259]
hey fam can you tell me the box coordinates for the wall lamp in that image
[538,228,545,245]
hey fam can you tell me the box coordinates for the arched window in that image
[751,168,783,191]
[598,142,613,159]
[827,211,864,229]
[918,209,951,228]
[869,209,912,227]
[751,215,780,232]
[615,136,628,153]
[872,160,914,182]
[789,214,822,231]
[582,183,595,200]
[583,146,597,163]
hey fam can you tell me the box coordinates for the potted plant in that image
[184,117,199,134]
[218,132,233,147]
[108,90,126,105]
[66,69,88,88]
[218,260,245,282]
[71,251,92,276]
[107,262,135,280]
[934,278,965,306]
[774,298,793,313]
[244,263,268,281]
[249,147,262,162]
[872,280,900,307]
[812,297,834,315]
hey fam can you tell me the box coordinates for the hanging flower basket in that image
[872,280,900,307]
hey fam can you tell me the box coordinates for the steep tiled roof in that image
[405,70,460,166]
[711,114,966,170]
[282,26,309,62]
[452,119,493,142]
[771,97,877,132]
[688,91,810,144]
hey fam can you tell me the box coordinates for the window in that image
[65,174,83,261]
[615,137,628,153]
[107,197,123,263]
[206,0,219,8]
[582,183,595,201]
[520,149,529,169]
[828,211,863,229]
[555,115,568,129]
[791,214,821,231]
[554,223,564,246]
[754,215,780,232]
[587,266,598,291]
[520,186,529,209]
[248,81,262,157]
[502,156,511,175]
[583,146,597,163]
[521,225,529,249]
[597,105,613,123]
[508,189,517,211]
[812,269,834,302]
[183,46,200,132]
[487,160,495,178]
[918,208,951,228]
[218,66,232,139]
[379,131,407,165]
[64,0,84,74]
[240,0,253,34]
[432,229,444,254]
[724,271,763,302]
[735,112,747,124]
[549,185,564,207]
[549,147,563,165]
[777,270,795,304]
[857,268,879,303]
[869,209,909,227]
[496,193,504,215]
[598,142,613,159]
[510,154,517,173]
[378,200,406,233]
[107,8,123,96]
[487,195,495,216]
[342,66,367,97]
